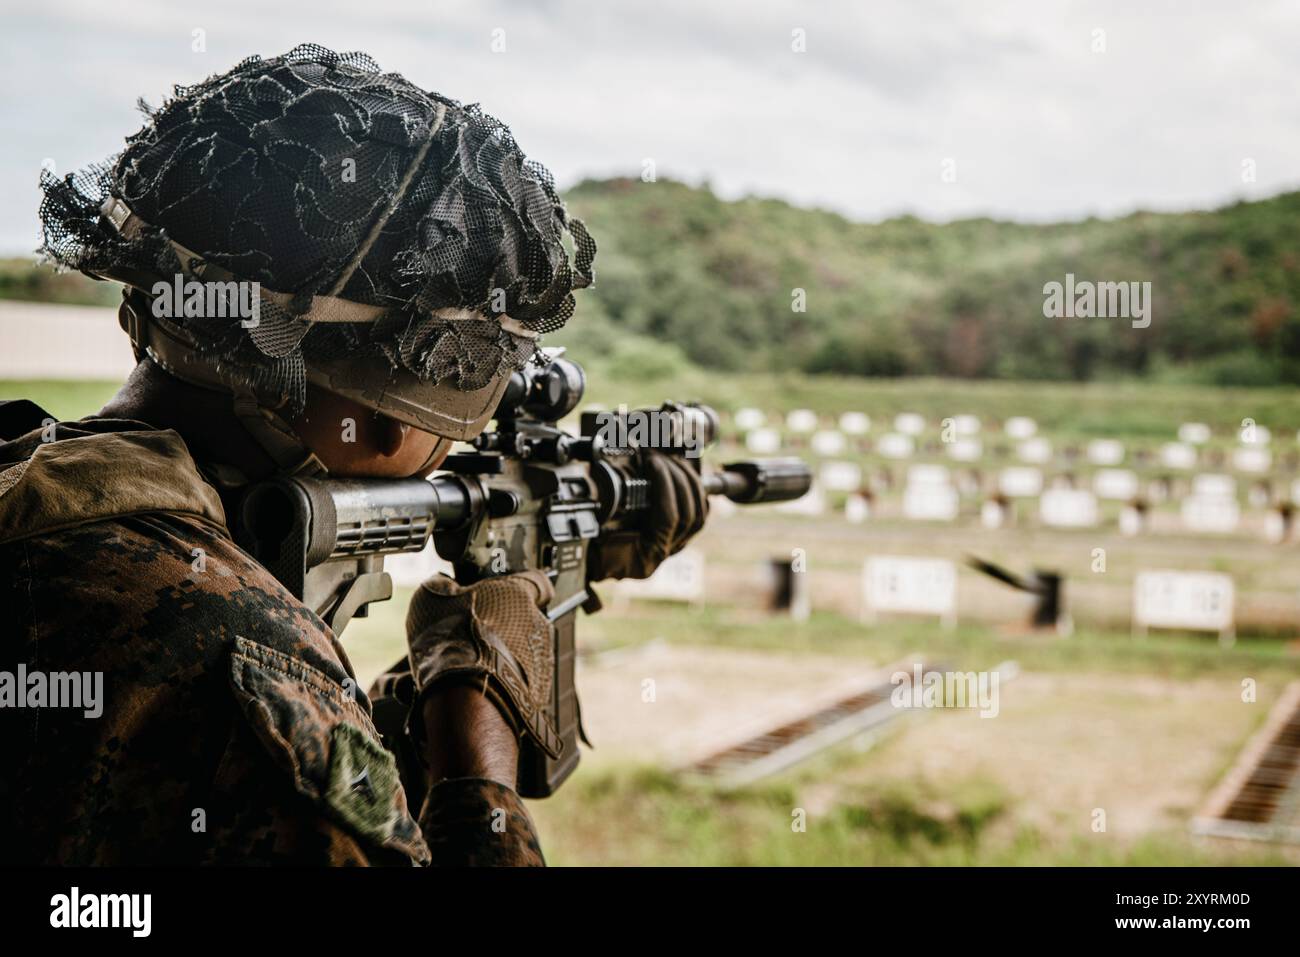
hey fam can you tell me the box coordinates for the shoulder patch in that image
[327,723,406,842]
[229,636,429,864]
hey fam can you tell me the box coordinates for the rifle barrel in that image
[707,458,812,504]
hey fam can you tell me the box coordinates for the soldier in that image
[0,45,706,865]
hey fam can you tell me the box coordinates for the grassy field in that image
[346,588,1297,866]
[591,371,1300,446]
[1,378,122,420]
[7,367,1300,446]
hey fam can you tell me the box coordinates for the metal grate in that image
[683,661,946,788]
[1193,681,1300,844]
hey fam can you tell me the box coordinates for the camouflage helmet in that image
[37,44,596,472]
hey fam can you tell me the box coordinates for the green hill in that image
[561,179,1300,387]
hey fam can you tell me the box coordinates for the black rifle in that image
[234,354,811,796]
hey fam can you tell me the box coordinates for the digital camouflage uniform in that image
[0,408,544,866]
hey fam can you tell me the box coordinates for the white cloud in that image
[4,0,1298,253]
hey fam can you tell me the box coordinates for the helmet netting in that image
[36,43,596,410]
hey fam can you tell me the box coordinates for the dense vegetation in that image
[7,179,1299,385]
[561,179,1300,387]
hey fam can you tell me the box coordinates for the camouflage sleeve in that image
[419,778,546,867]
[0,510,431,867]
[201,710,408,866]
[215,636,431,866]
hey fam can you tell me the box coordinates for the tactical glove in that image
[587,448,709,581]
[404,570,563,761]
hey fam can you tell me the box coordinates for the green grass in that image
[0,257,119,307]
[522,600,1297,867]
[575,365,1300,446]
[345,587,1298,695]
[568,603,1297,681]
[530,763,1293,867]
[0,379,123,420]
[7,350,1300,448]
[358,595,1295,865]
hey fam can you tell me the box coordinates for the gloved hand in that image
[587,448,709,581]
[404,570,563,761]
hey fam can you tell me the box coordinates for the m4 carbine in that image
[234,354,811,797]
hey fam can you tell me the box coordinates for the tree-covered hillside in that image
[562,179,1300,386]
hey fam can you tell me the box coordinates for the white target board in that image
[903,466,958,520]
[820,461,863,492]
[1005,416,1037,439]
[1087,439,1125,466]
[893,412,925,436]
[786,409,818,433]
[999,466,1043,498]
[734,407,766,431]
[1017,438,1052,464]
[862,556,956,626]
[1232,447,1271,474]
[844,494,870,524]
[877,433,915,459]
[1133,570,1234,642]
[1193,474,1236,498]
[947,438,982,462]
[619,549,706,604]
[1093,468,1139,501]
[1160,442,1197,470]
[907,464,950,484]
[1178,422,1211,444]
[746,428,782,454]
[903,483,959,521]
[839,412,870,435]
[950,414,981,436]
[811,430,847,456]
[1119,504,1144,536]
[1181,495,1240,533]
[1039,488,1099,528]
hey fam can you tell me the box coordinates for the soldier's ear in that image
[377,418,410,458]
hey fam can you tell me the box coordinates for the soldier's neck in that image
[98,359,278,481]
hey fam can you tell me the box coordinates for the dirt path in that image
[573,642,1280,842]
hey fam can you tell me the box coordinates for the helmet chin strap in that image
[118,292,327,483]
[229,391,328,478]
[412,434,456,476]
[120,292,459,486]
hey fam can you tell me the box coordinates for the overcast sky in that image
[2,0,1297,254]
